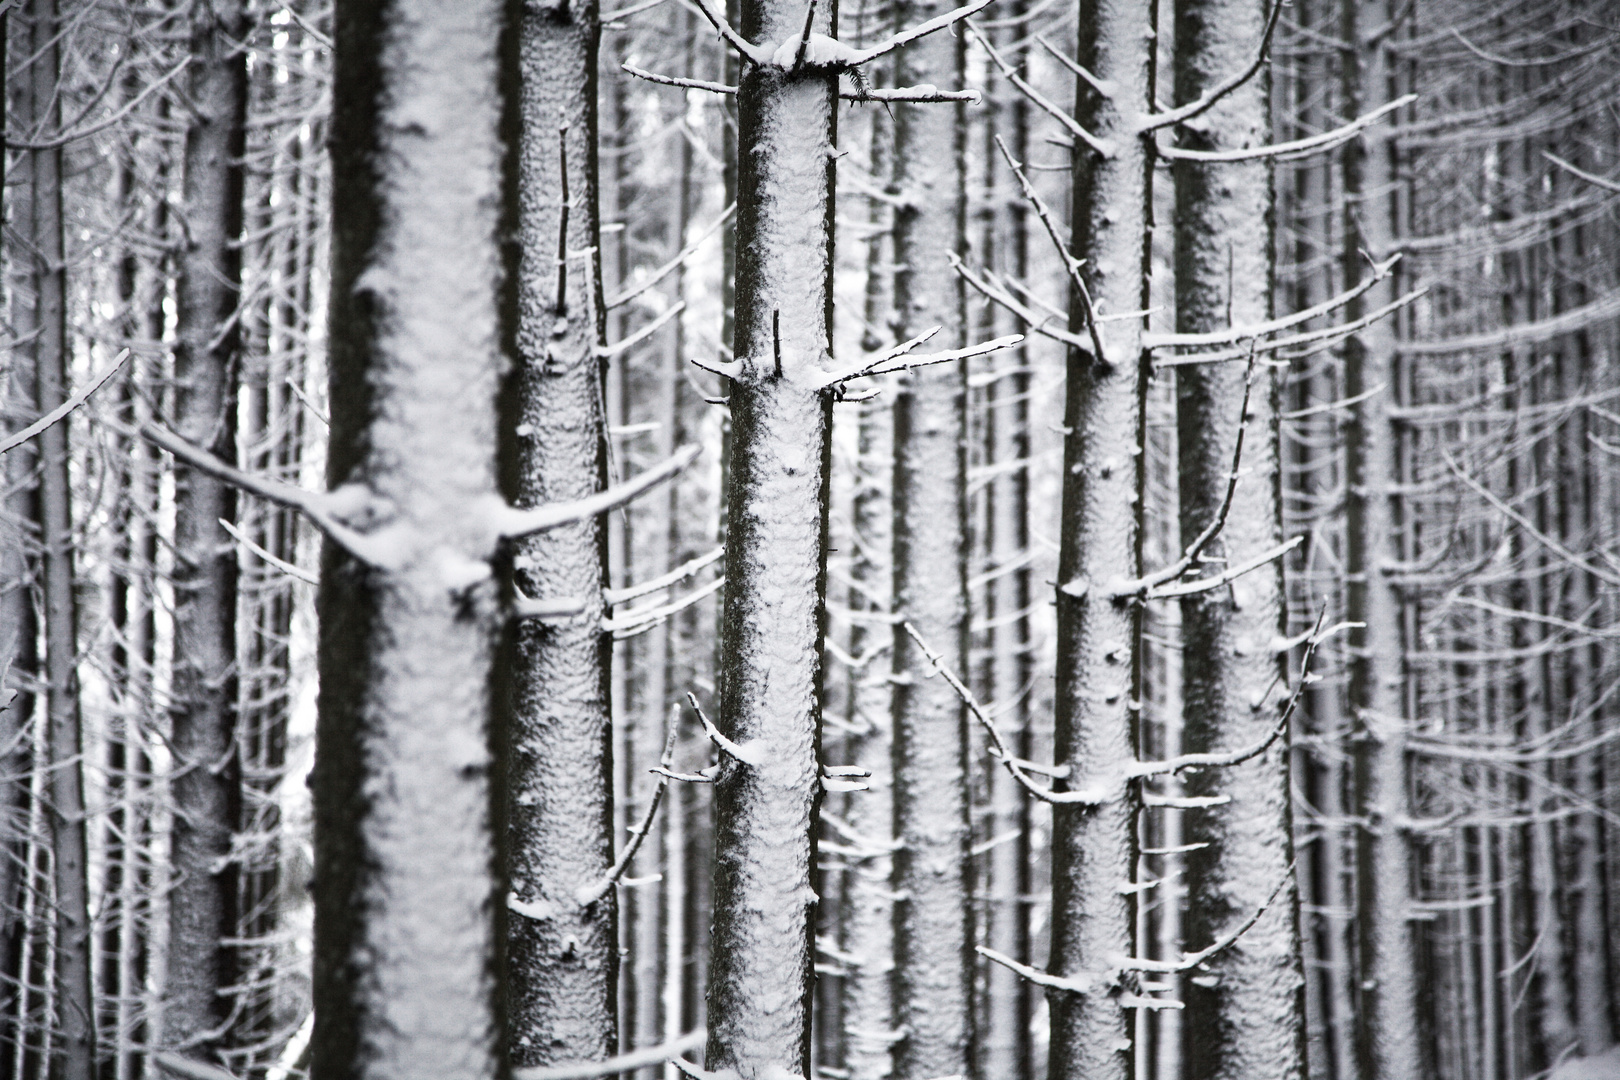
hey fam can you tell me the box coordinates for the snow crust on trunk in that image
[1048,1,1153,1077]
[1170,0,1304,1077]
[506,1,617,1068]
[314,5,509,1078]
[707,9,837,1072]
[887,11,973,1079]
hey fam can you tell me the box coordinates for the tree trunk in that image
[888,8,972,1079]
[165,0,249,1061]
[1048,2,1156,1077]
[314,3,512,1076]
[505,0,617,1068]
[16,2,97,1074]
[1170,0,1305,1076]
[1340,3,1419,1076]
[706,1,839,1072]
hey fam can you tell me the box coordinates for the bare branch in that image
[220,519,317,585]
[511,590,589,621]
[596,301,685,360]
[813,333,1023,390]
[1,349,129,457]
[607,204,736,310]
[1109,865,1295,974]
[574,707,680,907]
[950,255,1089,349]
[688,0,773,64]
[1151,287,1426,367]
[1144,537,1301,601]
[1543,151,1620,195]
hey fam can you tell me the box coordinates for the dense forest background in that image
[2,0,1619,1079]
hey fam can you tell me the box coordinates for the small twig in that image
[792,0,818,71]
[992,134,1108,369]
[621,63,737,96]
[493,444,700,539]
[1143,537,1300,600]
[902,621,1100,805]
[555,127,571,315]
[773,308,783,379]
[605,575,725,638]
[607,203,735,310]
[1159,94,1415,162]
[841,0,994,66]
[605,545,724,605]
[220,518,317,586]
[284,377,328,427]
[596,301,685,360]
[0,348,130,457]
[688,691,765,766]
[511,589,589,621]
[1110,863,1295,974]
[575,706,680,907]
[1136,0,1283,132]
[688,0,772,64]
[967,23,1113,156]
[1543,151,1620,195]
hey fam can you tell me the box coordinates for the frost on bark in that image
[314,4,512,1078]
[887,9,972,1080]
[1339,4,1419,1078]
[1047,1,1154,1077]
[504,0,617,1068]
[707,3,838,1075]
[12,3,97,1075]
[164,0,249,1061]
[1169,0,1305,1077]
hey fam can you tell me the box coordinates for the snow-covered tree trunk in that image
[839,90,896,1080]
[164,0,249,1061]
[19,3,96,1074]
[1339,4,1418,1077]
[1169,0,1304,1076]
[706,2,839,1074]
[314,4,511,1077]
[505,0,617,1068]
[888,10,972,1079]
[1047,2,1155,1077]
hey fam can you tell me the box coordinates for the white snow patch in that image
[507,893,556,922]
[769,32,861,69]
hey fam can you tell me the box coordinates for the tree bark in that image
[1048,2,1155,1078]
[314,3,513,1077]
[888,8,973,1078]
[706,2,839,1073]
[1340,3,1419,1077]
[164,0,249,1062]
[504,0,618,1068]
[1170,0,1305,1077]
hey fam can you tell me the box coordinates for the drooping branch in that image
[493,444,701,539]
[1158,94,1415,162]
[513,1029,708,1080]
[574,707,680,907]
[1135,0,1283,132]
[604,575,726,638]
[967,23,1114,156]
[604,545,725,605]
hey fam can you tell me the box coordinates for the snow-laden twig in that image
[688,0,773,64]
[837,0,993,65]
[1108,864,1295,974]
[1159,94,1415,162]
[812,331,1023,390]
[220,519,317,585]
[902,621,1102,806]
[604,575,725,638]
[607,202,735,310]
[596,301,685,360]
[1150,287,1426,366]
[1145,538,1302,601]
[136,421,394,567]
[494,444,700,539]
[0,348,129,457]
[967,23,1113,156]
[511,589,588,621]
[622,63,738,95]
[977,946,1106,995]
[1543,151,1620,195]
[513,1028,707,1080]
[1032,35,1114,99]
[687,691,765,766]
[992,134,1110,368]
[950,255,1089,349]
[575,706,680,907]
[605,545,724,605]
[1136,0,1283,132]
[1143,254,1398,350]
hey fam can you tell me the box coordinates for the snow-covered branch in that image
[812,330,1023,391]
[1108,865,1294,974]
[513,1029,707,1080]
[950,255,1089,349]
[605,546,725,605]
[604,575,725,638]
[687,691,766,767]
[494,444,701,539]
[220,519,318,586]
[967,23,1114,156]
[1158,94,1414,162]
[902,621,1103,806]
[1136,0,1284,132]
[838,0,994,65]
[596,301,685,360]
[0,348,129,457]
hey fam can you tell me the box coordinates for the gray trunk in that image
[706,3,839,1073]
[888,9,972,1079]
[505,0,617,1068]
[1170,0,1304,1077]
[1340,4,1419,1077]
[314,4,512,1077]
[165,0,249,1060]
[1048,1,1155,1077]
